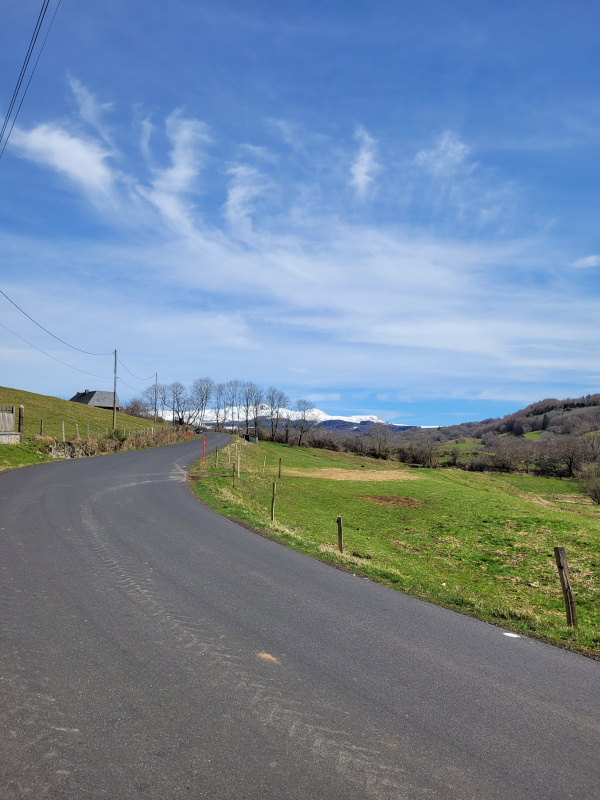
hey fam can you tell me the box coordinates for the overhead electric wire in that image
[116,357,154,382]
[117,376,148,394]
[0,0,49,145]
[2,289,156,389]
[0,0,62,163]
[0,287,112,356]
[1,321,111,379]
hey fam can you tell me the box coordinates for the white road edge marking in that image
[503,632,521,638]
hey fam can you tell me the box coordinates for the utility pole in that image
[154,372,158,423]
[113,349,117,431]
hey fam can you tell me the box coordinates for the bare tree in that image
[553,434,584,477]
[582,432,600,464]
[213,383,226,432]
[156,382,170,420]
[190,377,214,428]
[224,379,241,433]
[370,423,391,459]
[266,386,289,442]
[240,381,258,434]
[576,463,600,504]
[251,384,264,438]
[296,398,318,446]
[142,380,159,423]
[168,381,189,426]
[122,396,151,419]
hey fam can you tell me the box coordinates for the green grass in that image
[190,440,600,658]
[439,436,483,453]
[524,431,543,440]
[439,437,485,463]
[0,440,55,470]
[0,385,166,472]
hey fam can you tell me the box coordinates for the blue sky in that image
[1,0,600,426]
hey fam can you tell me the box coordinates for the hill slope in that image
[0,386,162,441]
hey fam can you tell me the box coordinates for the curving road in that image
[1,434,599,799]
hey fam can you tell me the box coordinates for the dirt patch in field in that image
[365,495,423,507]
[283,468,416,481]
[552,494,592,505]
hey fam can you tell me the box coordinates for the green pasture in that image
[0,386,166,472]
[440,436,483,453]
[190,440,600,658]
[0,386,163,441]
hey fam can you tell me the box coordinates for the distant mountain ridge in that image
[170,406,396,426]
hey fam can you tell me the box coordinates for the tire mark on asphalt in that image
[74,480,444,800]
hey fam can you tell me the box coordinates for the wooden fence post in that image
[76,424,80,438]
[62,421,65,443]
[237,453,241,478]
[87,423,90,438]
[554,546,577,627]
[278,458,282,479]
[337,516,343,553]
[40,419,44,436]
[262,455,266,476]
[18,405,24,435]
[232,464,236,488]
[271,482,277,521]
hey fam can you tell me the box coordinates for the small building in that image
[0,405,22,444]
[70,390,122,412]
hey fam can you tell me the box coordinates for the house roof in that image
[69,390,121,408]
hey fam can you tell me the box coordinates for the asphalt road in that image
[1,434,599,799]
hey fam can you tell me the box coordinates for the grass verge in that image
[0,385,169,472]
[190,440,600,658]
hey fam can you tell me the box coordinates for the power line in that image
[0,1,49,146]
[117,357,154,382]
[0,321,111,379]
[0,0,63,163]
[1,288,156,389]
[0,287,112,355]
[118,376,147,394]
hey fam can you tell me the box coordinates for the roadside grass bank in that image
[0,386,166,441]
[0,386,173,473]
[0,427,195,473]
[190,440,600,658]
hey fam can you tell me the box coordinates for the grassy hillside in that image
[0,386,162,440]
[190,440,600,658]
[0,386,166,472]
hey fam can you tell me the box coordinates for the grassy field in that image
[190,440,600,658]
[440,436,483,453]
[0,386,166,472]
[524,431,543,440]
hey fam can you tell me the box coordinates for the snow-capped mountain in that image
[163,405,389,425]
[301,410,386,424]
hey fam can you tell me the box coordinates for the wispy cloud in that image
[9,124,116,199]
[7,81,599,405]
[349,125,379,199]
[153,111,211,195]
[570,254,600,268]
[305,393,341,402]
[224,164,270,237]
[69,77,115,149]
[136,111,211,233]
[139,117,154,161]
[414,130,472,176]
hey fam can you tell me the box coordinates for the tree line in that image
[123,378,319,445]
